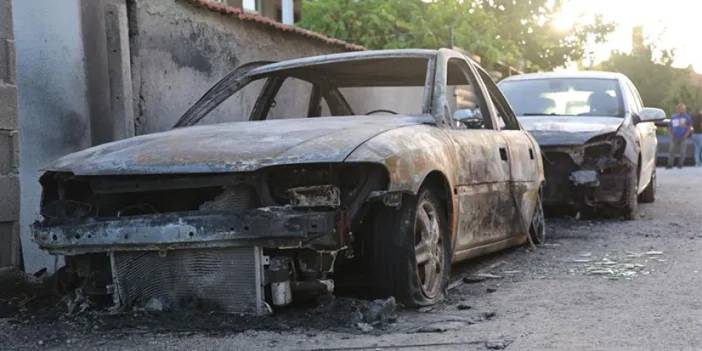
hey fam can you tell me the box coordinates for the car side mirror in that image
[635,107,666,124]
[453,108,484,129]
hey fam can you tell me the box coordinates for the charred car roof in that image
[247,49,437,87]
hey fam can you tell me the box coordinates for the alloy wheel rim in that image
[414,199,443,298]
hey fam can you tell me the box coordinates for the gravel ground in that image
[2,167,701,350]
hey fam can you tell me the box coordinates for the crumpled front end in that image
[540,132,635,212]
[32,163,389,314]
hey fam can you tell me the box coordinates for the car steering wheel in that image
[366,109,399,115]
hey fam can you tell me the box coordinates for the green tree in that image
[298,0,614,71]
[597,46,702,115]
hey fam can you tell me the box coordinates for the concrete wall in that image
[10,0,368,273]
[130,0,350,133]
[13,0,93,273]
[0,0,20,270]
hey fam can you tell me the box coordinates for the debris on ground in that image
[501,270,521,275]
[361,297,397,326]
[414,320,469,333]
[485,339,513,350]
[143,297,167,312]
[463,273,503,284]
[569,250,664,279]
[355,322,374,333]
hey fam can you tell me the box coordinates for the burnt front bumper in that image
[32,207,340,255]
[542,148,631,208]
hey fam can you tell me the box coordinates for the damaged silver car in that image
[33,49,544,314]
[499,72,666,219]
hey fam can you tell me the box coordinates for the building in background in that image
[213,0,301,25]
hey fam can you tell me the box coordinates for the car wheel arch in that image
[418,170,457,249]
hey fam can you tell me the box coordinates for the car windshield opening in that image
[499,78,624,118]
[175,56,431,127]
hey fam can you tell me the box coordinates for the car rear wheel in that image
[370,187,450,306]
[638,169,656,203]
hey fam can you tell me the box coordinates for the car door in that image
[435,53,516,251]
[625,79,656,190]
[474,68,543,236]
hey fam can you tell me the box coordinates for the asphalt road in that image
[2,167,702,350]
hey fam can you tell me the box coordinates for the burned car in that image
[499,72,666,219]
[33,49,544,314]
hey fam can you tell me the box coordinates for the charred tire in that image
[370,187,450,307]
[638,169,656,203]
[529,188,546,245]
[621,165,639,220]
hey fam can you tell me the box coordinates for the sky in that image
[554,0,702,71]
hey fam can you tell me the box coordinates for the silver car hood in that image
[518,116,624,146]
[45,116,429,175]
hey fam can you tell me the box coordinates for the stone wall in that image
[0,0,19,269]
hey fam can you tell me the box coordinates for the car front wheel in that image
[529,188,546,244]
[370,187,450,306]
[638,169,656,203]
[621,166,639,220]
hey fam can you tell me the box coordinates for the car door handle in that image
[499,147,508,161]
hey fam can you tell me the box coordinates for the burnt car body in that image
[499,72,666,219]
[33,49,544,313]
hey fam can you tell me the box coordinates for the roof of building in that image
[187,0,366,51]
[501,71,626,82]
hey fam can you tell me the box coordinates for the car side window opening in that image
[176,56,432,126]
[199,78,266,126]
[340,86,424,116]
[477,70,520,130]
[266,77,315,119]
[446,58,490,130]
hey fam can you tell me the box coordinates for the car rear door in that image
[435,52,516,251]
[474,68,544,237]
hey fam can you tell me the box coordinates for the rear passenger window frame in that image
[442,57,494,130]
[476,69,521,131]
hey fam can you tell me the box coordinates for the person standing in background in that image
[667,103,693,169]
[693,109,702,167]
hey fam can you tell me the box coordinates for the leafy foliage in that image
[298,0,614,71]
[597,46,702,114]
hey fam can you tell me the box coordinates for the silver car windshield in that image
[500,78,625,118]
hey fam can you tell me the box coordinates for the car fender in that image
[345,124,461,243]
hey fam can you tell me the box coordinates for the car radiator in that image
[110,247,266,314]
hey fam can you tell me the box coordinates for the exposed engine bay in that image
[33,164,392,314]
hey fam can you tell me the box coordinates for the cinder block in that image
[0,39,15,84]
[0,130,17,174]
[0,221,18,268]
[0,0,13,40]
[0,175,19,222]
[0,83,17,130]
